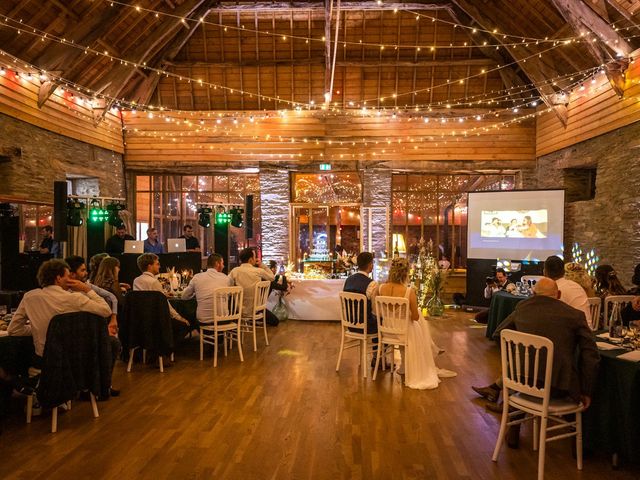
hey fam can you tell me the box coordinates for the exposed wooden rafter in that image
[550,0,633,96]
[92,0,208,101]
[29,1,131,108]
[453,0,569,126]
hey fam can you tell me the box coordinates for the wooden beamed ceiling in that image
[0,0,639,113]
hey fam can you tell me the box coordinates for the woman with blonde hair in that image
[377,257,456,389]
[564,262,595,297]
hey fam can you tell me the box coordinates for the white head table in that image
[267,278,344,321]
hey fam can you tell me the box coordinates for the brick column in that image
[259,169,290,262]
[362,169,392,257]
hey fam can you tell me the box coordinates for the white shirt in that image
[8,285,112,356]
[556,277,591,326]
[229,263,275,318]
[181,268,232,321]
[132,272,183,321]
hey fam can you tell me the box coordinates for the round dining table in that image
[485,291,528,339]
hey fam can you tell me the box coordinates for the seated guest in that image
[472,274,598,413]
[628,263,640,295]
[132,253,190,337]
[268,260,288,294]
[594,264,627,297]
[544,256,591,325]
[229,248,277,325]
[475,268,514,324]
[622,296,640,326]
[7,259,114,379]
[378,257,456,389]
[39,225,60,257]
[181,254,232,322]
[93,257,130,308]
[65,255,121,395]
[343,252,379,365]
[564,262,596,297]
[105,225,134,255]
[88,253,109,284]
[179,225,201,252]
[143,227,164,254]
[493,278,599,447]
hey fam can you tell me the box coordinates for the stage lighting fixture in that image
[66,199,85,227]
[89,199,108,223]
[197,206,212,228]
[215,205,232,225]
[229,206,244,228]
[106,202,125,227]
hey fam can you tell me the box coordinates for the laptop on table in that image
[124,240,144,254]
[167,238,187,253]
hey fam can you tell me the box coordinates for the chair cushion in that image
[509,393,583,414]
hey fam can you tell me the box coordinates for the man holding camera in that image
[475,268,513,324]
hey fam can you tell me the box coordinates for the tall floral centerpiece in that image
[409,238,437,310]
[425,264,446,317]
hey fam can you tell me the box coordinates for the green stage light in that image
[89,200,107,223]
[215,212,232,225]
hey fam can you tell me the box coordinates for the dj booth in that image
[112,252,202,286]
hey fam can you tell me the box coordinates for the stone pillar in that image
[362,169,392,256]
[259,169,290,262]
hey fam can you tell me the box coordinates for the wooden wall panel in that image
[536,54,640,157]
[123,110,536,166]
[0,71,124,153]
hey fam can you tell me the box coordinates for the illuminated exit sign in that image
[319,163,331,171]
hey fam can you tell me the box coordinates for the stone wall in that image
[523,121,640,287]
[362,169,392,257]
[259,169,290,262]
[0,113,125,203]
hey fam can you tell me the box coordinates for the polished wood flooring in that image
[1,313,639,480]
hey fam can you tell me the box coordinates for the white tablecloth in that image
[268,279,344,321]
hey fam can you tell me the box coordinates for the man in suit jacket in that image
[494,277,600,406]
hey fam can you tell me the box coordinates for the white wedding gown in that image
[400,287,457,390]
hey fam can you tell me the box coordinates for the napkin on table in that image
[596,341,625,351]
[616,350,640,362]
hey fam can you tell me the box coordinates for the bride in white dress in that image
[377,257,456,390]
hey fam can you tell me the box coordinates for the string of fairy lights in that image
[0,47,617,158]
[0,1,637,159]
[0,13,619,116]
[0,14,588,110]
[95,0,632,50]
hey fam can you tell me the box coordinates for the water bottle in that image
[609,303,623,338]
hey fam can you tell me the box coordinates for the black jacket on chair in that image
[122,291,174,356]
[37,312,112,409]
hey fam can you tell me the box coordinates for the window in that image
[392,173,515,267]
[135,174,261,257]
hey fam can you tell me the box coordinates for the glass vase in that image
[426,293,444,317]
[272,296,289,322]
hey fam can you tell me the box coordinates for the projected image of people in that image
[480,210,547,239]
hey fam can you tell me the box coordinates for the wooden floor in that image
[1,312,639,480]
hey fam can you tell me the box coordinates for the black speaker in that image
[214,223,229,274]
[245,194,254,239]
[53,181,68,242]
[0,215,19,290]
